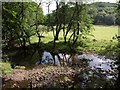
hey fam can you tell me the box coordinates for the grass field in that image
[29,25,118,53]
[30,25,118,43]
[92,25,118,40]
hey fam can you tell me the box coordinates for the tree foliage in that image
[45,1,93,51]
[2,2,44,49]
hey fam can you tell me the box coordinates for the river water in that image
[36,51,118,80]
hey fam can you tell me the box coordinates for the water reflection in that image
[36,51,118,80]
[78,54,117,71]
[37,51,117,70]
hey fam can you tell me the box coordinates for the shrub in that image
[0,61,13,75]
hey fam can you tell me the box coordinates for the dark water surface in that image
[37,51,117,69]
[35,51,118,79]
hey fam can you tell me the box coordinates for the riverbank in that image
[2,65,83,88]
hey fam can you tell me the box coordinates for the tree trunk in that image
[63,4,77,43]
[73,22,80,46]
[55,24,62,40]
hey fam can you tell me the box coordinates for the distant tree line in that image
[88,2,120,25]
[47,2,119,26]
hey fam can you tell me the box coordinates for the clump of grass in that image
[0,61,13,75]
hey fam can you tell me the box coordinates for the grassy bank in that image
[30,25,118,42]
[30,25,118,53]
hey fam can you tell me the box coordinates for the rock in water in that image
[36,61,41,65]
[15,66,26,69]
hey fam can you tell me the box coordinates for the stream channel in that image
[36,51,118,79]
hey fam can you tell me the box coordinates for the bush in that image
[0,61,13,75]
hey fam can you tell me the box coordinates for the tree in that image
[88,2,117,25]
[115,0,120,88]
[2,2,44,49]
[104,15,115,25]
[46,1,93,52]
[115,9,120,25]
[67,2,92,50]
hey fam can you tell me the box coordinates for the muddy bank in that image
[2,65,84,88]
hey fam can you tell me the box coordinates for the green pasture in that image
[29,25,118,54]
[92,25,118,40]
[30,25,118,43]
